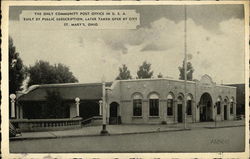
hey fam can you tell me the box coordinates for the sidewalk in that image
[10,119,245,141]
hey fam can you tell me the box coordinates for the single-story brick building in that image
[15,74,237,125]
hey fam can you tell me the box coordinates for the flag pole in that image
[184,5,187,129]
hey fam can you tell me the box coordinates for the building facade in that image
[16,75,237,125]
[107,74,236,124]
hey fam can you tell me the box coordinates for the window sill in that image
[149,116,160,118]
[132,116,143,119]
[167,115,174,117]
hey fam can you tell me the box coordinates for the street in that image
[10,126,245,153]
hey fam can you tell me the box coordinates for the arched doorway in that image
[109,102,120,124]
[199,93,213,122]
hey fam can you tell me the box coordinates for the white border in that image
[1,1,249,159]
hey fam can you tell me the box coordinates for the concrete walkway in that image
[10,119,245,141]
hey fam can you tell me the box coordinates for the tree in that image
[116,64,132,80]
[178,60,194,81]
[9,36,25,94]
[157,73,163,78]
[137,61,154,79]
[26,60,78,87]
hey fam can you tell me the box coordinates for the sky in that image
[9,4,245,84]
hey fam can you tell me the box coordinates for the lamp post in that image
[10,94,16,119]
[99,100,103,116]
[75,97,80,117]
[100,81,109,135]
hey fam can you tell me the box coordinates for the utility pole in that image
[184,5,187,129]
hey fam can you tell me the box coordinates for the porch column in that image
[99,100,103,116]
[75,97,80,117]
[10,94,16,118]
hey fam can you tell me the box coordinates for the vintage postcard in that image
[1,1,249,159]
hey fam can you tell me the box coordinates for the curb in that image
[204,125,245,129]
[10,128,190,141]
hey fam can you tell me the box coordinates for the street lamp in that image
[10,94,16,118]
[100,81,109,135]
[75,97,80,117]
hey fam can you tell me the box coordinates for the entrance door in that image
[200,105,206,122]
[224,105,227,120]
[177,104,183,123]
[109,102,119,124]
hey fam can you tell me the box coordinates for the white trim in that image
[215,85,237,89]
[118,77,196,84]
[133,94,143,99]
[167,94,173,99]
[149,93,159,99]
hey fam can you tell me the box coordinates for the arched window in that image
[133,94,142,116]
[149,93,159,116]
[167,94,174,116]
[216,97,221,115]
[230,98,234,114]
[187,95,192,115]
